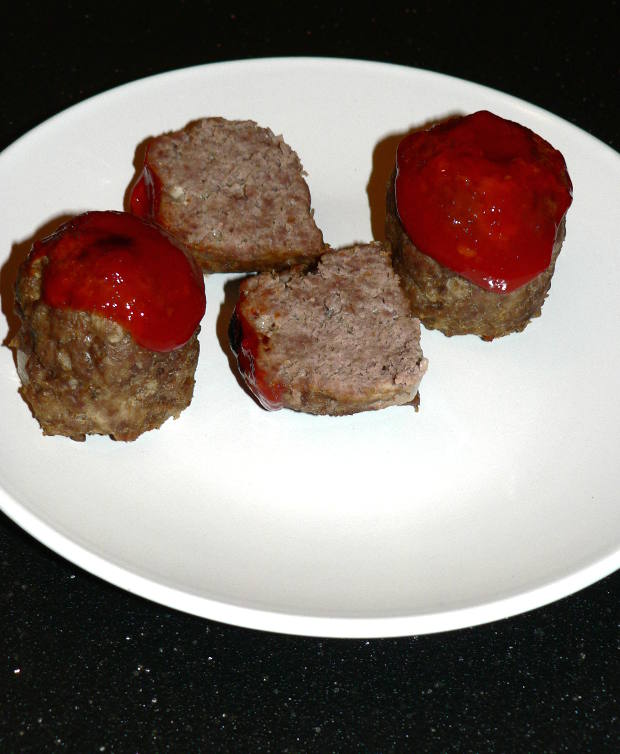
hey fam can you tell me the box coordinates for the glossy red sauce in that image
[130,164,161,220]
[395,110,573,292]
[233,308,284,411]
[28,211,205,352]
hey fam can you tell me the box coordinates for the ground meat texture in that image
[230,242,428,415]
[385,178,567,340]
[12,255,200,442]
[132,117,325,272]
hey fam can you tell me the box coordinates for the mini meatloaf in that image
[386,110,573,340]
[229,242,428,415]
[130,117,325,273]
[12,211,206,441]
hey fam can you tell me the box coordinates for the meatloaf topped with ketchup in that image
[131,117,325,273]
[12,211,205,441]
[386,110,573,340]
[229,242,428,415]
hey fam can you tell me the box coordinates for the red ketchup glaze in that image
[129,164,161,220]
[233,308,284,411]
[395,110,573,293]
[28,211,206,352]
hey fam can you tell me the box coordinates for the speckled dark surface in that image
[2,2,619,751]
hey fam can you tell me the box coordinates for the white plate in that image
[1,58,618,638]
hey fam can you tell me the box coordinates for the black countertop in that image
[2,3,618,751]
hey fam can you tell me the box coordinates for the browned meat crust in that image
[385,177,566,340]
[230,242,428,415]
[12,257,200,441]
[142,117,326,272]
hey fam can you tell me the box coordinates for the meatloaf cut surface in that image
[131,117,325,272]
[229,242,428,415]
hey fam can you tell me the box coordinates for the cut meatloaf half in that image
[229,242,428,415]
[134,117,325,272]
[386,176,566,341]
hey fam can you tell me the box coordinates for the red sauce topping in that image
[395,110,573,293]
[232,308,284,411]
[130,165,160,220]
[28,211,206,352]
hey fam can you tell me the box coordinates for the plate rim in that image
[3,55,619,160]
[2,489,619,638]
